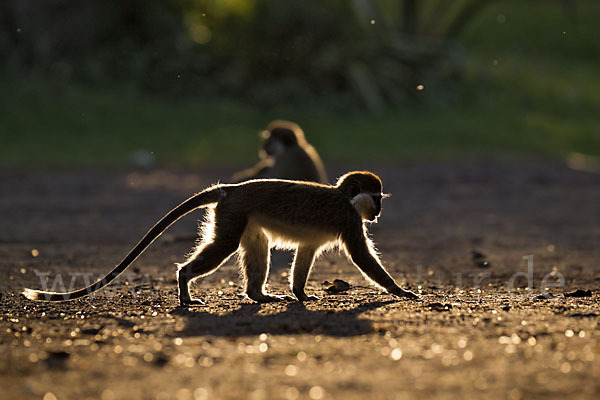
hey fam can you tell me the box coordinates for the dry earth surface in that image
[0,162,599,400]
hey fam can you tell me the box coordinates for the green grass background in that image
[1,1,599,167]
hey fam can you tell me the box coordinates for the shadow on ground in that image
[173,300,395,337]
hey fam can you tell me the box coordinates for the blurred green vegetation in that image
[0,0,599,167]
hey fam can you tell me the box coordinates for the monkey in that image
[22,171,418,306]
[231,120,328,184]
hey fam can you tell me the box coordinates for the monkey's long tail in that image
[22,187,226,302]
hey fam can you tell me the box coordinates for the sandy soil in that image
[0,162,599,400]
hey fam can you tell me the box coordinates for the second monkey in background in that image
[232,120,328,184]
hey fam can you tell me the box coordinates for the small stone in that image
[81,326,103,335]
[472,250,486,260]
[472,250,491,268]
[44,350,70,368]
[324,279,351,293]
[153,353,169,367]
[564,289,592,298]
[534,293,557,301]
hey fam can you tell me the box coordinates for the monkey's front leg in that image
[343,231,419,300]
[291,247,319,301]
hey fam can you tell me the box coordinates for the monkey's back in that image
[222,180,358,235]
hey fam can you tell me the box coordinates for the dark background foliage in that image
[0,0,598,166]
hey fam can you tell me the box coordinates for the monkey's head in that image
[260,120,305,157]
[336,171,390,222]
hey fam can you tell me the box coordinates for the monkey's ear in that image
[259,130,271,140]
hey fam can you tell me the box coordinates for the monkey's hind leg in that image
[177,240,238,305]
[176,218,244,305]
[291,247,319,301]
[240,228,294,303]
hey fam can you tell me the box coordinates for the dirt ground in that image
[0,162,598,400]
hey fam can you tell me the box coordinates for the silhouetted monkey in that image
[232,120,328,184]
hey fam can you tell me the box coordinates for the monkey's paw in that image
[296,294,320,302]
[180,298,205,306]
[389,287,419,300]
[292,288,320,302]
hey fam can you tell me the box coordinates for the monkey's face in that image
[338,171,389,221]
[260,128,298,157]
[352,193,386,222]
[261,135,286,157]
[371,193,384,219]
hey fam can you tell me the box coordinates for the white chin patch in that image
[351,194,376,221]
